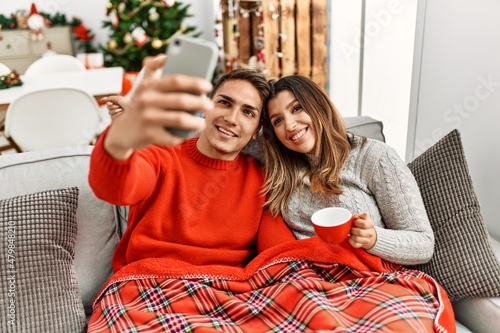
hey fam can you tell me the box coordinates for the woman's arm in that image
[101,95,129,119]
[366,144,434,265]
[256,210,296,253]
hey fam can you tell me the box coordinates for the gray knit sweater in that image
[244,135,434,266]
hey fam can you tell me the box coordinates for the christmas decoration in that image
[162,0,176,7]
[36,12,97,53]
[15,10,28,29]
[0,9,96,53]
[108,39,118,50]
[0,14,17,31]
[0,71,23,90]
[248,35,266,74]
[131,26,149,47]
[123,33,133,44]
[69,17,97,53]
[109,10,119,28]
[76,53,104,69]
[148,8,159,22]
[101,0,200,72]
[151,38,163,49]
[219,0,268,75]
[27,3,45,41]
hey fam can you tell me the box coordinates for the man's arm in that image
[89,55,214,204]
[88,129,161,206]
[102,55,214,160]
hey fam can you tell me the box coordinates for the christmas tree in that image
[102,0,199,72]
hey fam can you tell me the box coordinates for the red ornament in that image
[73,25,90,41]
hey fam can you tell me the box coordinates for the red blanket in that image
[88,237,455,332]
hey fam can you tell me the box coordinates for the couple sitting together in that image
[87,55,455,332]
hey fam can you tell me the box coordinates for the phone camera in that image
[174,39,181,46]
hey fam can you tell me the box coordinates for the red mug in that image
[311,207,354,245]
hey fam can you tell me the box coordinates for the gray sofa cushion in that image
[407,129,500,301]
[344,116,385,142]
[0,187,86,332]
[0,146,119,315]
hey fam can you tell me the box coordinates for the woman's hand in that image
[349,213,377,250]
[101,95,129,119]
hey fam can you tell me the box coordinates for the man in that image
[88,55,295,273]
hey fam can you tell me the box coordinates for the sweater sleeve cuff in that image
[88,128,138,204]
[366,226,398,261]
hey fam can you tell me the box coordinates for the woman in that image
[262,75,434,266]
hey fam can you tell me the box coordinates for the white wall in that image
[361,0,417,158]
[0,0,215,49]
[328,0,363,118]
[328,0,417,158]
[408,0,500,239]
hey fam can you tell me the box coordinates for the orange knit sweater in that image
[89,134,295,272]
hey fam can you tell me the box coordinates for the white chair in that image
[3,87,102,152]
[24,55,86,76]
[0,63,11,76]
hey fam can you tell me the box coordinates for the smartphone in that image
[161,35,219,138]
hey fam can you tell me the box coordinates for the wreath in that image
[0,71,23,90]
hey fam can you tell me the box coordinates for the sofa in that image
[0,116,499,333]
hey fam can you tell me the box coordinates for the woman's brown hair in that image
[262,75,351,216]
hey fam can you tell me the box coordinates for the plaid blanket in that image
[88,238,455,333]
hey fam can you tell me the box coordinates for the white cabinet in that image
[0,27,74,74]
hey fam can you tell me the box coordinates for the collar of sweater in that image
[186,137,242,170]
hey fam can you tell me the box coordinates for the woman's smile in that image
[289,128,308,142]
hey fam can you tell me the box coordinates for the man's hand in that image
[103,55,214,160]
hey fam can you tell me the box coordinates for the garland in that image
[0,71,23,90]
[0,12,97,53]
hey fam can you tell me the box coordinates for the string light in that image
[239,2,262,19]
[218,0,287,76]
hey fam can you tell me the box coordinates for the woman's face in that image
[267,90,316,154]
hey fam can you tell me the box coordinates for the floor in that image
[0,133,17,154]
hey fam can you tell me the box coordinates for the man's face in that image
[197,79,262,160]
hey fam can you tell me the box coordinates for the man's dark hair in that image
[209,69,270,113]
